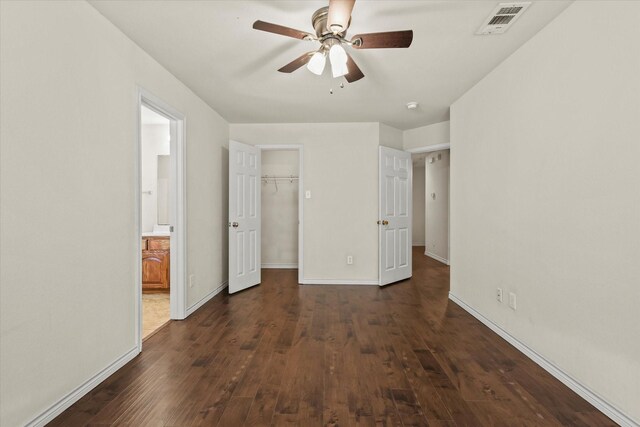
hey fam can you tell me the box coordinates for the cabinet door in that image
[142,251,169,290]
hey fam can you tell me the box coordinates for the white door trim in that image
[256,144,304,283]
[136,87,187,352]
[406,143,450,154]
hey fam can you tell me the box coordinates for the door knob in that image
[377,220,389,225]
[229,222,239,228]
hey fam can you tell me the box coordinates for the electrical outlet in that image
[509,292,517,310]
[496,288,503,303]
[189,274,196,288]
[305,190,311,199]
[347,255,353,265]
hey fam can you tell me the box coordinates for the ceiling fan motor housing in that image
[312,7,349,39]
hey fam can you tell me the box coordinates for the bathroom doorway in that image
[140,105,171,338]
[137,89,187,348]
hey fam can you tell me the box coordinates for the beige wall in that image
[379,123,403,150]
[403,121,449,151]
[412,165,426,245]
[0,2,229,426]
[230,123,380,282]
[261,150,299,267]
[425,150,449,263]
[450,1,640,424]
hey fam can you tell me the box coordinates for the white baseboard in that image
[261,263,298,269]
[25,346,139,427]
[186,280,228,317]
[301,279,379,286]
[425,251,449,265]
[449,293,639,427]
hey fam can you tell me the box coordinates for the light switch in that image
[305,190,311,199]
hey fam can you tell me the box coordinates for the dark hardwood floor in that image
[51,247,615,426]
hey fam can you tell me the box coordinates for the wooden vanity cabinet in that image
[142,236,170,291]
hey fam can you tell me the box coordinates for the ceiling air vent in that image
[476,2,531,35]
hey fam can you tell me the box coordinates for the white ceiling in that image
[90,0,570,130]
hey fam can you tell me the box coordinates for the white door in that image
[229,140,261,293]
[379,146,412,286]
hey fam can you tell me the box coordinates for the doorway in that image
[258,145,303,285]
[424,149,450,265]
[140,105,171,338]
[137,89,186,349]
[412,153,426,249]
[228,143,303,293]
[260,149,300,271]
[408,146,450,265]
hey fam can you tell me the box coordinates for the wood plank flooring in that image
[50,248,615,426]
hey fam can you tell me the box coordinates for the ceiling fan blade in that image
[344,53,364,83]
[278,52,315,73]
[351,30,413,49]
[327,0,356,33]
[253,20,314,40]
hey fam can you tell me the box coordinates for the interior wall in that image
[261,150,299,267]
[230,123,380,282]
[0,2,229,426]
[379,123,403,150]
[403,120,450,151]
[450,1,640,423]
[412,164,426,245]
[141,123,170,233]
[425,150,449,263]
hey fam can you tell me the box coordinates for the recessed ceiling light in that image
[406,102,419,110]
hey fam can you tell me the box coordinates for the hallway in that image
[51,248,613,426]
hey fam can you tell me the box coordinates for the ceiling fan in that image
[252,0,413,83]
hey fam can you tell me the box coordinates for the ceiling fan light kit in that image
[253,0,413,84]
[307,50,327,75]
[329,43,349,78]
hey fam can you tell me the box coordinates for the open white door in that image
[379,146,412,286]
[229,140,261,293]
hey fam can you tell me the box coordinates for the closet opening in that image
[258,146,303,282]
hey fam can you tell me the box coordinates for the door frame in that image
[256,144,304,284]
[136,87,187,352]
[406,143,450,154]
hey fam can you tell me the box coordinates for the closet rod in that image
[261,175,299,180]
